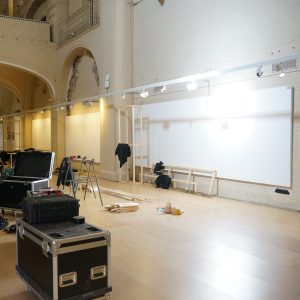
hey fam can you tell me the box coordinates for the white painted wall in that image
[133,0,300,210]
[133,0,300,85]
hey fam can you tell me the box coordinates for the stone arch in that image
[25,0,47,19]
[0,77,23,104]
[0,61,55,100]
[56,45,100,103]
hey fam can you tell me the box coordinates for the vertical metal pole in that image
[140,106,144,184]
[118,108,121,182]
[209,170,216,196]
[132,106,135,183]
[126,108,129,181]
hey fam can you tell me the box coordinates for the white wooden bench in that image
[139,164,171,183]
[140,164,217,196]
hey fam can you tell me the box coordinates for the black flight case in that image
[16,218,112,300]
[0,151,55,211]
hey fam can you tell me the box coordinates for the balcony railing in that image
[57,0,99,45]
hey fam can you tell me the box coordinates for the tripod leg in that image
[87,162,96,199]
[92,161,103,206]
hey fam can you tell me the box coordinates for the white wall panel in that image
[65,112,100,162]
[136,86,292,187]
[32,118,51,151]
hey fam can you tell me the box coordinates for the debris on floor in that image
[101,187,153,202]
[105,202,140,213]
[88,186,99,192]
[77,184,87,190]
[157,201,183,216]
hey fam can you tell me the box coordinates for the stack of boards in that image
[105,202,140,213]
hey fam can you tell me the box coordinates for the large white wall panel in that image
[65,112,100,162]
[136,86,292,187]
[32,118,51,150]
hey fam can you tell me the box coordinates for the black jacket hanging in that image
[115,143,131,167]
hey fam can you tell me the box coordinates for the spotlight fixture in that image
[187,81,197,91]
[275,63,286,78]
[256,66,263,77]
[279,70,285,78]
[161,84,167,92]
[140,91,149,98]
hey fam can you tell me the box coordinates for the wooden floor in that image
[1,179,300,300]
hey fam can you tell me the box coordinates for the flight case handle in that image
[90,266,106,280]
[59,272,77,288]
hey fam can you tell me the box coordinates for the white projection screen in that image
[66,112,100,162]
[135,86,293,187]
[32,118,51,151]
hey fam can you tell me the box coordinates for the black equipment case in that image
[16,218,112,300]
[22,194,80,224]
[0,151,55,210]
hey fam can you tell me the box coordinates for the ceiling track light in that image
[275,63,286,78]
[187,81,197,91]
[140,90,149,98]
[256,66,263,77]
[161,84,167,92]
[279,69,286,78]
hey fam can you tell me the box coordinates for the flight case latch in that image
[18,225,24,239]
[42,240,49,257]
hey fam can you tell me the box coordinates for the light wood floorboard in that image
[1,179,300,299]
